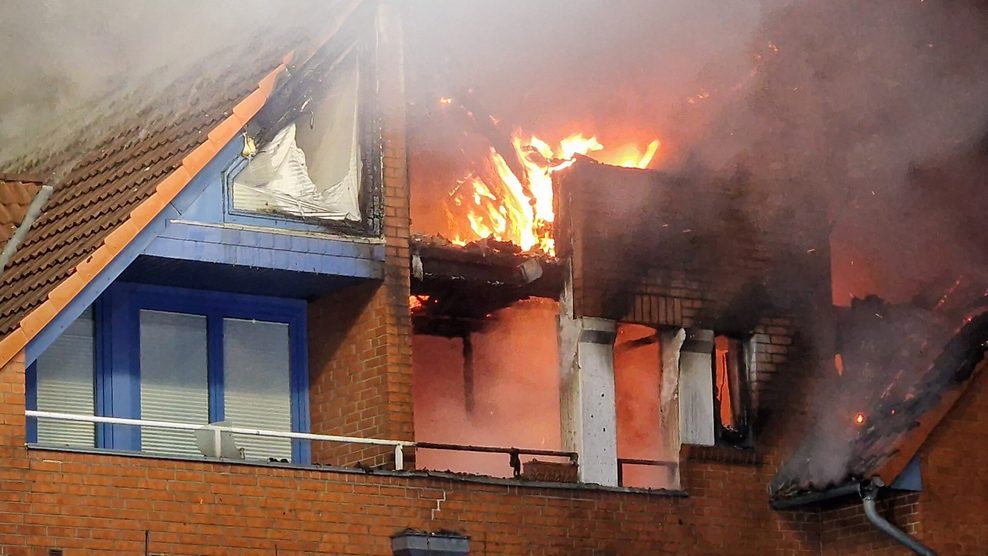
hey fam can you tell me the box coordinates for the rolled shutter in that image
[139,310,209,457]
[35,307,96,447]
[223,318,293,461]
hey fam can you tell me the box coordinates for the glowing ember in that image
[854,412,865,426]
[445,130,660,254]
[409,295,429,310]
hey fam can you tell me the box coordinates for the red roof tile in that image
[0,178,43,244]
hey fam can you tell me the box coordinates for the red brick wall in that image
[913,363,988,554]
[819,493,920,556]
[309,283,406,467]
[306,3,413,468]
[0,446,824,556]
[3,354,824,555]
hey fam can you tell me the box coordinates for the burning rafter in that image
[409,234,562,337]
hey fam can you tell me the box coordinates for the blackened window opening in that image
[713,335,751,447]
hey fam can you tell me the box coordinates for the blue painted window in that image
[27,282,310,464]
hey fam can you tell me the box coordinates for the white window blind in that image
[223,318,292,461]
[35,307,95,447]
[139,310,209,457]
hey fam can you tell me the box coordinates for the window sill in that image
[26,444,688,498]
[681,444,761,465]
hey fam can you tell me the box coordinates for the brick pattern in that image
[749,317,797,417]
[0,447,827,556]
[819,493,920,555]
[307,4,413,469]
[913,357,988,554]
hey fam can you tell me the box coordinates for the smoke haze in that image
[0,0,336,173]
[404,0,988,305]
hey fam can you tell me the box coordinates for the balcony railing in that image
[26,410,413,470]
[26,411,583,478]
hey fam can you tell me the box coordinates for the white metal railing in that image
[26,410,412,470]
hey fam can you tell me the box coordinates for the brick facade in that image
[307,3,414,469]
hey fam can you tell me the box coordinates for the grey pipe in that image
[0,184,53,275]
[861,480,935,556]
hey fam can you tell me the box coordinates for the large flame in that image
[445,131,660,254]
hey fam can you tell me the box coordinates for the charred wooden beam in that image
[409,235,563,337]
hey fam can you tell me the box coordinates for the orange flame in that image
[445,131,660,254]
[409,295,429,311]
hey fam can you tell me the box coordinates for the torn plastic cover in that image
[232,61,361,222]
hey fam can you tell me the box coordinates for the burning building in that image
[0,1,987,555]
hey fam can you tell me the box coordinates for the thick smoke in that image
[0,0,336,173]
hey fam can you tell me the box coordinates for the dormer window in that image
[231,57,369,228]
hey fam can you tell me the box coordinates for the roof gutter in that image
[861,478,935,556]
[0,184,53,275]
[770,481,860,510]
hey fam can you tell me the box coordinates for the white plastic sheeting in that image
[233,62,361,222]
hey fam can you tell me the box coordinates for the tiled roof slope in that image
[0,178,43,244]
[771,288,988,499]
[0,52,286,340]
[0,0,366,366]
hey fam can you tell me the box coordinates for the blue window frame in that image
[27,282,310,464]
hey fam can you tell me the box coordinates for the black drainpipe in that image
[860,479,935,556]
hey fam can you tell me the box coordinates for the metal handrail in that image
[27,411,591,479]
[26,410,412,470]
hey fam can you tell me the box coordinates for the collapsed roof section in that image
[771,284,988,502]
[410,235,562,337]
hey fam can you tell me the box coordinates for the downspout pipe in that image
[0,184,53,275]
[860,478,935,556]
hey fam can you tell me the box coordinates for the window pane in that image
[223,318,292,461]
[140,310,208,457]
[36,307,95,446]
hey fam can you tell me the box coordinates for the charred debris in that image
[409,234,562,338]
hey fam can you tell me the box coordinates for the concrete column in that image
[560,315,618,486]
